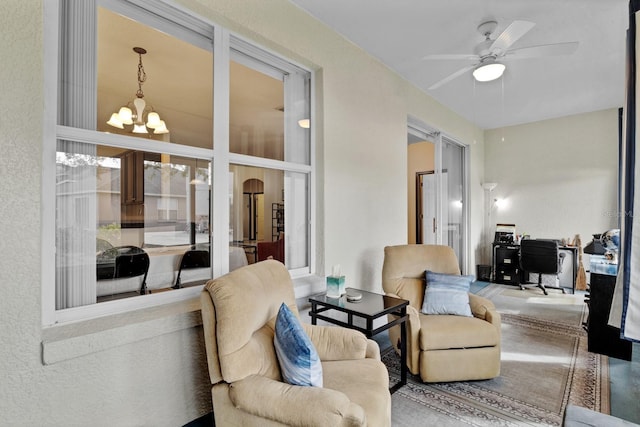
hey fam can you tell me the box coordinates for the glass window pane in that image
[96,7,213,149]
[230,61,284,160]
[285,171,309,269]
[229,165,284,266]
[229,58,311,164]
[228,165,309,270]
[55,139,212,309]
[442,138,465,271]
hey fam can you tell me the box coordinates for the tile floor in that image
[609,342,640,423]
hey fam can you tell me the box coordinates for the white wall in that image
[484,109,619,249]
[0,0,483,425]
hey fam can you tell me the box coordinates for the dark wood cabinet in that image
[587,273,632,360]
[120,150,145,228]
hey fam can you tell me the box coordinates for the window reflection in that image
[55,141,212,308]
[96,7,213,149]
[229,165,285,265]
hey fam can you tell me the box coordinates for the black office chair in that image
[173,250,210,289]
[113,247,150,295]
[519,239,566,295]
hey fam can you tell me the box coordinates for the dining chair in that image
[173,249,210,289]
[113,249,150,295]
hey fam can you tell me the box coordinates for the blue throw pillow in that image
[274,303,323,387]
[421,271,473,317]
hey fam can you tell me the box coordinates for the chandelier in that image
[107,47,169,135]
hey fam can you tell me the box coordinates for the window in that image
[228,45,311,272]
[46,0,312,323]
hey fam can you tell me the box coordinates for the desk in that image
[309,288,408,393]
[587,272,633,360]
[492,243,578,293]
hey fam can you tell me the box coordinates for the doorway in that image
[417,171,435,244]
[243,178,264,241]
[408,120,469,273]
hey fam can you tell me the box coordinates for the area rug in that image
[385,284,609,426]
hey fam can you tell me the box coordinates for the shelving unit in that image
[272,202,284,240]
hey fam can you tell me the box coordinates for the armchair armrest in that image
[302,323,369,361]
[230,374,366,427]
[469,294,501,331]
[385,292,421,375]
[365,339,381,360]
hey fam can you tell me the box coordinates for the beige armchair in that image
[382,244,501,383]
[201,260,391,426]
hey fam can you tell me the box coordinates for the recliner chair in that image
[382,244,501,383]
[201,260,391,426]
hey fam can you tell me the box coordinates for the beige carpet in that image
[386,284,609,426]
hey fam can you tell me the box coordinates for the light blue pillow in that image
[274,303,323,387]
[421,271,473,317]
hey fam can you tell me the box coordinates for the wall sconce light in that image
[494,198,507,209]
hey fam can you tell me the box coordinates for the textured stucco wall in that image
[0,0,483,425]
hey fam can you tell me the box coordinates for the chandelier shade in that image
[106,47,169,135]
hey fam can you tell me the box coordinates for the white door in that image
[420,173,437,244]
[441,136,465,268]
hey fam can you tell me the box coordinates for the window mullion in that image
[212,26,231,278]
[228,153,312,174]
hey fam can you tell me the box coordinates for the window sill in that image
[41,274,325,366]
[41,297,202,365]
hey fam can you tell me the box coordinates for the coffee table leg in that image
[400,310,407,388]
[310,301,317,325]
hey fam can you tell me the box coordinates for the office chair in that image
[112,247,150,295]
[519,239,566,295]
[173,249,210,289]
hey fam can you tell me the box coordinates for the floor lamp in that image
[482,183,498,266]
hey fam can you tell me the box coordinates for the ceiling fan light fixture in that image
[473,61,506,82]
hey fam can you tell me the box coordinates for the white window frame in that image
[42,0,315,326]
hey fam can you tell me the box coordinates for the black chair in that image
[519,239,566,295]
[174,250,210,289]
[113,248,150,295]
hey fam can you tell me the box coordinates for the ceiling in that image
[288,0,628,130]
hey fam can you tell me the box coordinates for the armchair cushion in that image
[229,374,365,427]
[419,314,500,351]
[421,271,473,317]
[274,303,323,387]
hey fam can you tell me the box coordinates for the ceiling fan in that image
[424,20,579,90]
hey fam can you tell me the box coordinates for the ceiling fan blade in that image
[490,20,536,54]
[505,41,579,59]
[420,53,479,61]
[428,64,477,90]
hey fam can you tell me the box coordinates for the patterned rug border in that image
[385,285,610,426]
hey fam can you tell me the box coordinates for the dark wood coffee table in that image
[309,288,408,393]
